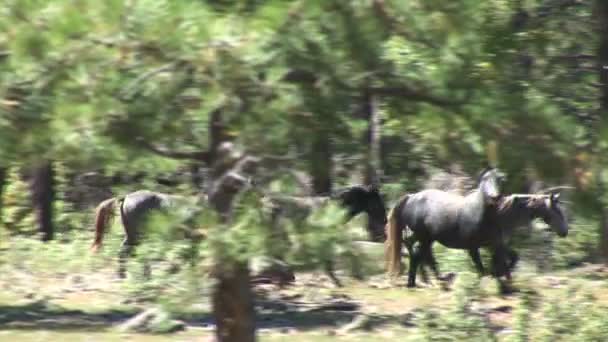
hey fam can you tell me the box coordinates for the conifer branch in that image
[135,137,210,163]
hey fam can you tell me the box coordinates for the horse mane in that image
[497,194,548,214]
[476,165,494,185]
[332,184,368,198]
[497,196,516,213]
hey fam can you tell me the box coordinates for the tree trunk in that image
[30,161,54,242]
[601,206,608,262]
[210,170,257,342]
[0,167,6,225]
[207,115,257,342]
[209,108,231,167]
[363,88,382,186]
[213,260,256,342]
[310,130,332,195]
[362,88,384,241]
[596,0,608,261]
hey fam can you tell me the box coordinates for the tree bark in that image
[310,129,332,195]
[362,88,384,241]
[206,114,257,341]
[596,0,608,261]
[0,167,6,225]
[213,260,256,342]
[209,108,231,166]
[210,166,257,342]
[30,161,54,242]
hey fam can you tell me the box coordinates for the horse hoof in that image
[441,273,457,284]
[499,284,518,296]
[407,283,417,288]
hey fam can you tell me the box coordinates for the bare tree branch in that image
[536,0,586,18]
[371,0,438,49]
[135,137,210,163]
[118,61,189,101]
[553,54,596,61]
[372,85,468,109]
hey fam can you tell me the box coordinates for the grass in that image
[2,232,608,341]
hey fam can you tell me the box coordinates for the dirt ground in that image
[1,258,608,342]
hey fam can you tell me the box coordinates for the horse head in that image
[364,186,388,226]
[336,185,387,226]
[477,166,505,202]
[540,193,569,237]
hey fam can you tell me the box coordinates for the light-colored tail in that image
[384,194,409,277]
[91,197,120,252]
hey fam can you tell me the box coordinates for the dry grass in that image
[2,233,608,341]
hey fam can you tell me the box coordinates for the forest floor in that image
[1,238,608,341]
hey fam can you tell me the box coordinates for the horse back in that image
[122,191,167,228]
[403,190,462,232]
[402,189,491,248]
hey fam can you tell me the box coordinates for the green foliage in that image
[414,271,495,341]
[2,166,35,235]
[205,192,269,264]
[551,217,600,268]
[53,161,88,235]
[524,285,608,341]
[289,202,351,269]
[0,2,607,339]
[511,290,533,342]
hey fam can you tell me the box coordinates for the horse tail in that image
[91,196,121,252]
[384,194,409,277]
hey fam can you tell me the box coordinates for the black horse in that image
[266,184,388,286]
[91,190,204,278]
[385,167,505,288]
[468,192,569,281]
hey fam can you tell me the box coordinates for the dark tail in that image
[384,194,409,277]
[91,197,120,252]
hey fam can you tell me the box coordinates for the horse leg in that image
[504,248,519,282]
[143,259,152,280]
[419,264,431,284]
[427,250,441,281]
[507,248,519,269]
[407,245,422,288]
[324,260,343,288]
[118,238,136,279]
[118,219,140,279]
[491,247,517,295]
[422,243,443,281]
[404,237,429,283]
[490,248,507,277]
[468,248,486,276]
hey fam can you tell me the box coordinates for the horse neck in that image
[524,199,550,223]
[462,189,488,216]
[158,193,180,207]
[497,197,541,232]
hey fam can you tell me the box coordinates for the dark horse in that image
[266,184,388,286]
[385,167,504,288]
[91,190,204,278]
[467,192,569,281]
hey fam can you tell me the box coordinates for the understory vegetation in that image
[3,0,608,340]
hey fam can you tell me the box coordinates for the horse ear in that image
[477,165,493,183]
[551,193,561,203]
[512,195,527,207]
[367,184,379,193]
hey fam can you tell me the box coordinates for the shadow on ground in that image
[0,295,407,333]
[0,300,137,331]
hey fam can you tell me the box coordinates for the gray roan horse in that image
[467,192,569,282]
[385,167,505,288]
[266,184,388,287]
[91,190,205,278]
